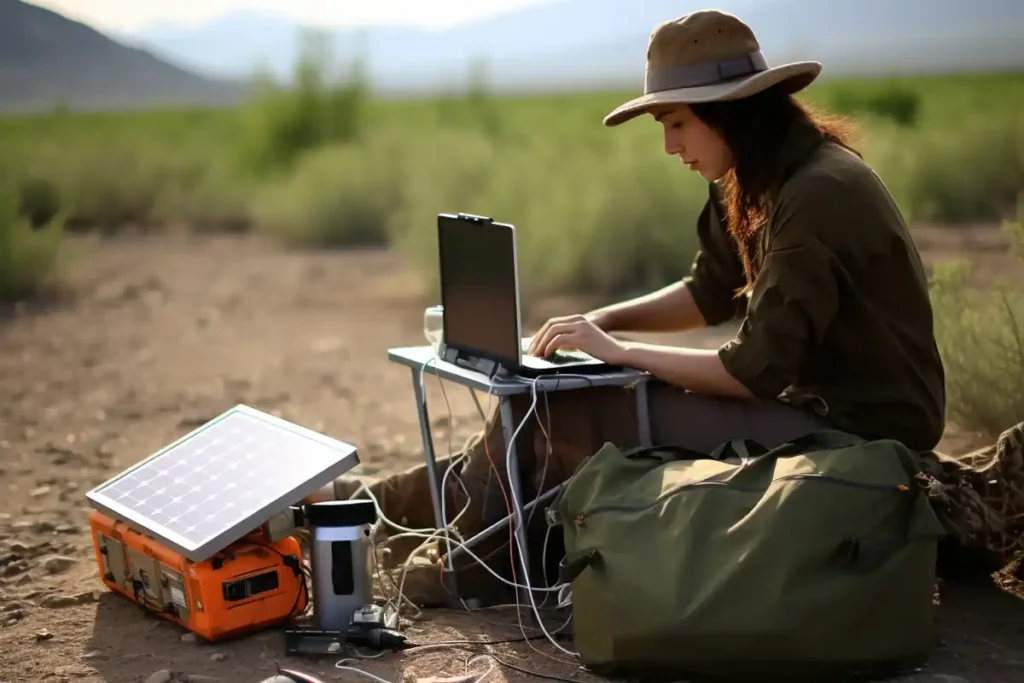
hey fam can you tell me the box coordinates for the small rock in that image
[15,573,33,585]
[81,651,107,661]
[5,609,24,621]
[40,595,78,608]
[53,665,96,678]
[0,553,15,566]
[3,601,29,611]
[2,562,27,578]
[41,555,76,575]
[3,617,18,627]
[145,670,172,683]
[30,486,51,498]
[6,542,29,555]
[54,524,77,534]
[180,632,198,643]
[12,521,33,531]
[34,521,56,533]
[210,653,227,662]
[35,629,53,641]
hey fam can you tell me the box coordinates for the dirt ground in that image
[1,227,1022,683]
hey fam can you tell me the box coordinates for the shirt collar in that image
[768,117,827,200]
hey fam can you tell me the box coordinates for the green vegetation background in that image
[1,51,1021,439]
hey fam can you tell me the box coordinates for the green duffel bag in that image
[551,430,946,682]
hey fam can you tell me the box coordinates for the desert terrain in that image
[1,228,1022,683]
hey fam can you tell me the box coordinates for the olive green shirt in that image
[683,120,947,452]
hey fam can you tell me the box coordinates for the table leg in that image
[409,367,449,560]
[468,387,487,422]
[636,377,652,447]
[499,396,536,608]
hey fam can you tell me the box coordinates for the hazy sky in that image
[30,0,557,32]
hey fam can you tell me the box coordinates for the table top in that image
[387,345,648,396]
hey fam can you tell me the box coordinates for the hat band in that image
[645,51,769,94]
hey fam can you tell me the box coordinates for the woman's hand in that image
[527,314,626,364]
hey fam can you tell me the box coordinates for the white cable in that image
[501,376,578,659]
[334,660,395,683]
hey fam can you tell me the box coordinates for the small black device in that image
[436,212,613,378]
[284,603,405,656]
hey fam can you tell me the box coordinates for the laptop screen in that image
[437,214,521,367]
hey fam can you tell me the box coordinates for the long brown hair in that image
[689,84,858,292]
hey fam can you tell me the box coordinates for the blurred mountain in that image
[124,0,1024,93]
[0,0,242,113]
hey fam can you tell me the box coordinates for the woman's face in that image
[651,104,733,182]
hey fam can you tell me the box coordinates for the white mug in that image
[423,305,444,355]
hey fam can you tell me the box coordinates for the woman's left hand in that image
[528,314,628,364]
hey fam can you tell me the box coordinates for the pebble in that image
[181,632,198,643]
[30,485,51,498]
[53,665,96,678]
[41,555,77,575]
[1,562,26,578]
[210,653,227,662]
[145,671,172,683]
[40,594,78,608]
[35,629,53,641]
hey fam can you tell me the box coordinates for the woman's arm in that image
[528,315,755,400]
[587,281,707,333]
[614,341,755,400]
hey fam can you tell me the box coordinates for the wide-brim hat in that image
[604,9,822,127]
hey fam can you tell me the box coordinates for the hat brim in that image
[603,61,822,127]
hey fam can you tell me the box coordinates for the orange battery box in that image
[89,509,308,641]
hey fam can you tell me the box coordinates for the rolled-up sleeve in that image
[717,176,844,399]
[682,188,747,326]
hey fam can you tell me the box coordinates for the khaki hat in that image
[603,9,822,127]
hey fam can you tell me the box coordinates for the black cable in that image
[466,651,585,683]
[249,539,309,619]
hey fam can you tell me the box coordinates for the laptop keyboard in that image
[523,348,593,365]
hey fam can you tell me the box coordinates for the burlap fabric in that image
[915,422,1024,571]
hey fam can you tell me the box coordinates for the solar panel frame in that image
[86,404,360,562]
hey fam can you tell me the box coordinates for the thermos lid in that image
[304,499,376,528]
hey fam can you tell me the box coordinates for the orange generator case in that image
[89,509,309,641]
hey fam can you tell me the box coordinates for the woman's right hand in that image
[527,311,609,357]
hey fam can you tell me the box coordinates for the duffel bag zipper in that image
[573,473,910,526]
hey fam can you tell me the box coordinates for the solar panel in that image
[86,404,360,562]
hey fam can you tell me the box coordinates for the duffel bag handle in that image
[558,547,600,583]
[624,430,866,465]
[709,429,868,462]
[624,444,708,462]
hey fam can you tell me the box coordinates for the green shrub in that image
[390,122,705,301]
[234,32,368,175]
[931,202,1024,438]
[829,80,921,127]
[0,187,65,301]
[251,137,404,248]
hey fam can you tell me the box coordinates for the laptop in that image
[436,212,613,378]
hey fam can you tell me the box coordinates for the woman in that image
[316,9,947,605]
